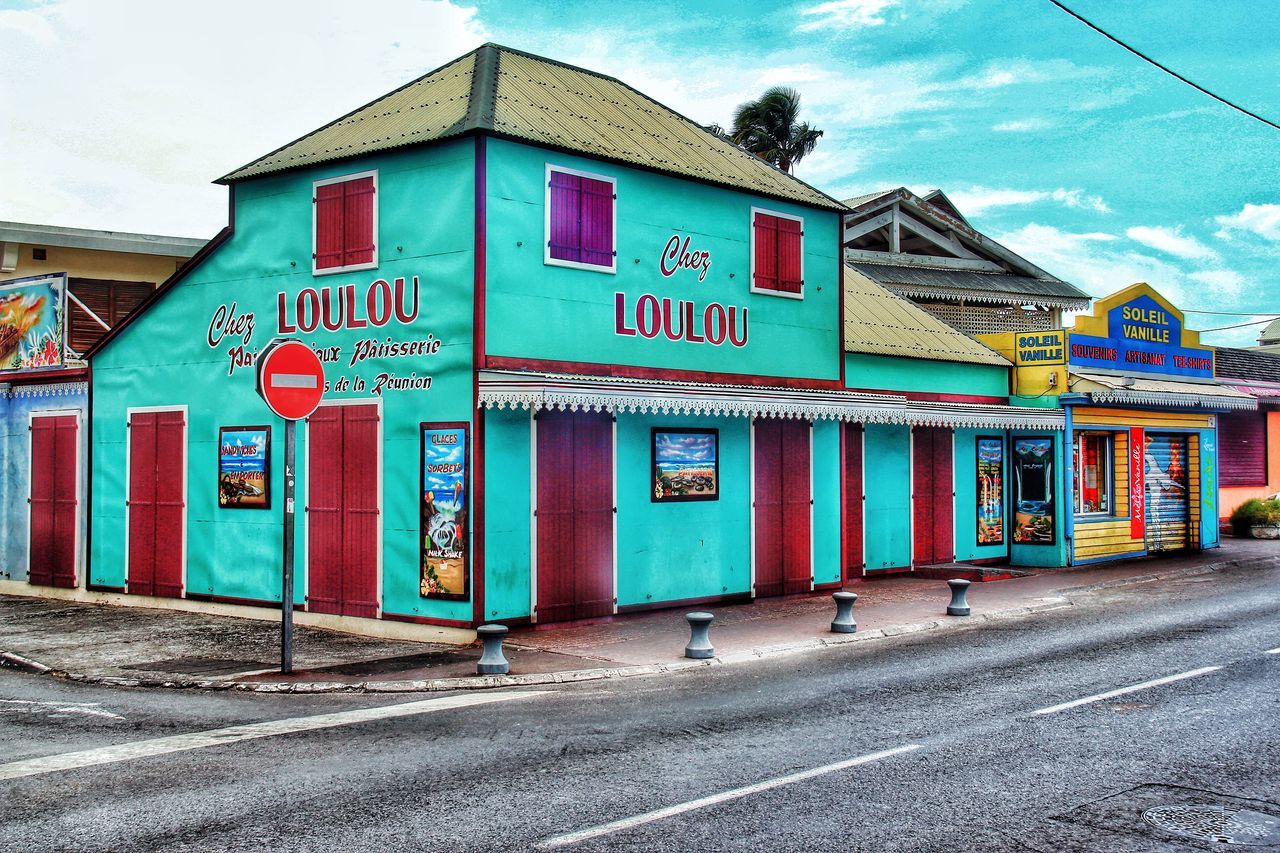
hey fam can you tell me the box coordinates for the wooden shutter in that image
[1219,411,1267,487]
[340,404,380,618]
[342,177,376,267]
[778,217,803,294]
[753,213,779,291]
[843,423,864,580]
[306,407,344,614]
[548,171,583,263]
[28,418,57,587]
[580,177,614,267]
[780,421,812,594]
[314,182,346,270]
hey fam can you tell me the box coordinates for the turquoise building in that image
[85,45,1061,633]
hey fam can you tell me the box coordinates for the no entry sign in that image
[256,338,325,421]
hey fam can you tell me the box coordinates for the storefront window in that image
[1073,432,1113,515]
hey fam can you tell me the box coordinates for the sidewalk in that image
[3,540,1278,693]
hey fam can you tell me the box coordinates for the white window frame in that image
[750,206,805,300]
[1073,430,1114,516]
[312,169,379,277]
[544,163,617,274]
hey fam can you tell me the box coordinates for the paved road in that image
[2,564,1278,852]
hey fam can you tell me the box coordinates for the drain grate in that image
[1143,804,1280,846]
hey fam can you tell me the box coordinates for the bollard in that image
[476,624,510,675]
[946,579,971,617]
[684,612,715,659]
[831,591,858,633]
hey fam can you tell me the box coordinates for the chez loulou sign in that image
[1068,290,1213,379]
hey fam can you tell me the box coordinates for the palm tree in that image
[729,87,823,173]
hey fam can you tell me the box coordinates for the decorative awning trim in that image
[1085,388,1257,411]
[3,381,88,400]
[879,283,1089,310]
[477,371,1065,429]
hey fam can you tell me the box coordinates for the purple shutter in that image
[1219,411,1267,486]
[548,171,583,263]
[580,177,614,267]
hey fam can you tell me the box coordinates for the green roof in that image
[843,267,1009,366]
[219,45,844,211]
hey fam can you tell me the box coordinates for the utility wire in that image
[1047,0,1280,131]
[1201,316,1280,332]
[1183,308,1280,317]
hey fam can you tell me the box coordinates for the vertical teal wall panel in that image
[483,408,532,620]
[616,414,750,606]
[953,428,1011,562]
[1200,428,1219,549]
[812,419,841,585]
[863,424,911,570]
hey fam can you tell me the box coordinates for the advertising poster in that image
[420,423,468,599]
[0,274,65,373]
[652,428,719,502]
[1013,437,1055,544]
[976,437,1004,546]
[218,426,270,508]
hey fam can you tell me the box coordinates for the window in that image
[545,165,616,273]
[67,279,155,354]
[313,171,377,274]
[1073,432,1113,515]
[751,208,803,297]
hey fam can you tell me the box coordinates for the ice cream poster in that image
[0,274,65,373]
[976,437,1004,546]
[420,423,468,599]
[218,426,270,509]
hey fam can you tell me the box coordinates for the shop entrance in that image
[1144,432,1190,553]
[912,427,954,565]
[307,402,380,618]
[28,414,78,588]
[535,409,614,623]
[753,418,811,597]
[127,409,185,598]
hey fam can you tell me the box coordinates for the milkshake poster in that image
[218,426,270,509]
[420,423,468,599]
[976,437,1004,546]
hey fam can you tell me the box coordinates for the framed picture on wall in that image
[976,436,1004,546]
[218,426,270,509]
[1013,436,1055,544]
[651,428,719,502]
[420,422,469,600]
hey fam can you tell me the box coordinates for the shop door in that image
[1144,433,1190,553]
[843,423,864,580]
[127,410,185,598]
[307,404,380,618]
[535,409,614,623]
[28,414,78,588]
[912,427,954,565]
[754,418,811,597]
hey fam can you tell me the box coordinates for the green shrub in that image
[1230,498,1280,535]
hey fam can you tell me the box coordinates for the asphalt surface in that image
[1,564,1278,852]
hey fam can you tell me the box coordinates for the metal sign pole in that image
[282,417,296,673]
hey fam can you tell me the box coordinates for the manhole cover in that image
[1143,804,1280,846]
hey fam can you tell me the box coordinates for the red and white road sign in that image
[256,339,325,421]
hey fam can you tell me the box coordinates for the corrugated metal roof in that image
[851,262,1090,305]
[220,45,843,211]
[843,267,1009,366]
[1214,346,1280,383]
[1071,372,1256,411]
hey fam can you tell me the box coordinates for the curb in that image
[3,556,1273,694]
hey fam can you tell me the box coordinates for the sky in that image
[2,0,1277,346]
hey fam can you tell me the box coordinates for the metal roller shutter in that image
[1144,433,1190,553]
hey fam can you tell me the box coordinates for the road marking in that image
[536,743,923,849]
[0,699,124,721]
[1031,666,1222,716]
[0,690,545,781]
[1266,648,1280,655]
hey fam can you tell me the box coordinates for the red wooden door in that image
[754,419,811,597]
[912,427,954,566]
[536,409,614,623]
[307,404,380,618]
[29,415,78,588]
[128,410,185,598]
[843,423,864,581]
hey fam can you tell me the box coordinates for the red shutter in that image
[843,423,864,580]
[50,416,79,588]
[780,420,812,594]
[28,418,56,587]
[778,217,803,294]
[306,407,343,614]
[127,413,158,596]
[1219,411,1267,487]
[580,177,614,267]
[753,419,784,597]
[754,213,779,291]
[548,171,583,263]
[152,411,186,598]
[342,177,376,267]
[315,183,345,270]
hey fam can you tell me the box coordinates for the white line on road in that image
[1266,648,1280,655]
[0,699,125,721]
[1031,666,1222,716]
[536,743,923,849]
[0,690,546,782]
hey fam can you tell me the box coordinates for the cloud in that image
[796,0,899,31]
[1125,226,1219,261]
[1215,203,1280,242]
[992,118,1052,133]
[947,186,1111,216]
[0,0,487,237]
[1188,270,1245,298]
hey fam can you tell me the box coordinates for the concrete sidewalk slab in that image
[2,539,1278,693]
